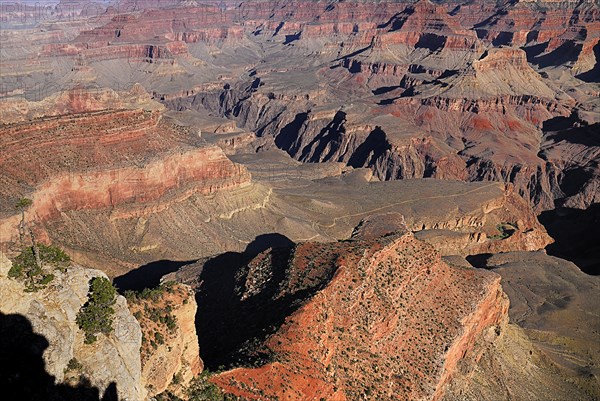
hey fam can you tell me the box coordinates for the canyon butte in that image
[0,0,598,400]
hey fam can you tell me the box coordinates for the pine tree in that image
[76,277,117,344]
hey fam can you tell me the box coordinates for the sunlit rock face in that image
[210,230,509,400]
[0,254,147,401]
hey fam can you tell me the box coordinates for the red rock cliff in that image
[212,231,509,400]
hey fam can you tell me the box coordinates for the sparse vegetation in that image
[186,370,227,401]
[155,373,241,401]
[76,277,117,344]
[489,222,518,240]
[15,197,33,210]
[64,357,84,374]
[124,281,177,303]
[172,372,183,385]
[126,282,186,363]
[126,284,179,333]
[15,197,32,243]
[8,244,70,292]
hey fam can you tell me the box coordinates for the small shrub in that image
[39,274,55,285]
[172,372,183,385]
[8,263,23,278]
[489,222,517,240]
[187,370,227,401]
[165,315,177,332]
[65,357,83,373]
[15,198,33,210]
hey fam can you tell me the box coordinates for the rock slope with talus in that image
[206,228,509,400]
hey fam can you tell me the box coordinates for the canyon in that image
[0,0,598,400]
[2,0,596,212]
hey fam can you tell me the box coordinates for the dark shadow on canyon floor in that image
[114,259,198,292]
[538,204,600,275]
[465,253,495,269]
[542,113,600,147]
[194,233,295,370]
[0,311,118,401]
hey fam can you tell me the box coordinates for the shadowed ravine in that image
[114,260,198,292]
[194,234,300,370]
[539,204,600,275]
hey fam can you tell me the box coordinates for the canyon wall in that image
[128,284,203,398]
[211,230,510,400]
[0,94,251,247]
[2,0,597,213]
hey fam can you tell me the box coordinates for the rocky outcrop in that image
[406,183,552,256]
[209,231,509,400]
[448,251,600,400]
[127,284,202,397]
[0,253,147,401]
[0,85,162,123]
[0,92,251,245]
[471,0,599,70]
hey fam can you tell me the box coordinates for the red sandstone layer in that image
[0,101,250,243]
[213,232,509,400]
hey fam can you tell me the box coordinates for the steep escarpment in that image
[0,90,252,261]
[449,251,600,400]
[209,230,509,400]
[0,253,146,401]
[126,283,202,398]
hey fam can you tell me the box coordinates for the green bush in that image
[15,197,33,210]
[13,244,70,271]
[9,244,70,291]
[39,274,55,285]
[187,371,226,401]
[489,222,518,240]
[8,263,23,278]
[76,277,117,344]
[165,315,177,331]
[64,357,83,373]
